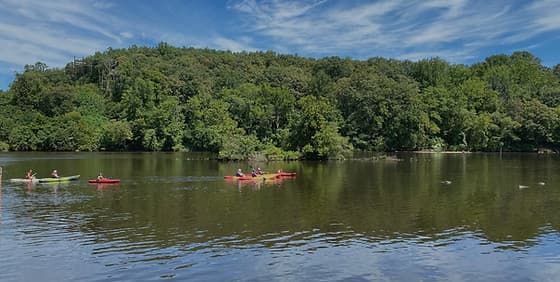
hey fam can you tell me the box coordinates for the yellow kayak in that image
[224,173,281,181]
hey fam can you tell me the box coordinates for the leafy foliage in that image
[2,45,560,157]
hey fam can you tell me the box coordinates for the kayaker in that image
[256,167,263,175]
[97,172,104,180]
[25,169,35,179]
[236,169,244,177]
[51,169,59,178]
[251,168,257,177]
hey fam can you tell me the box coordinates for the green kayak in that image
[38,175,80,183]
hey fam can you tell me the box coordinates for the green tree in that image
[459,78,499,113]
[290,95,350,159]
[10,71,44,109]
[101,120,133,150]
[337,70,425,150]
[3,44,560,154]
[410,57,450,89]
[184,94,241,152]
[488,112,520,151]
[513,99,559,150]
[38,85,75,117]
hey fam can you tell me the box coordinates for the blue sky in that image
[1,0,560,90]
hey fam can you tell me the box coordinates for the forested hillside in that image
[1,42,560,159]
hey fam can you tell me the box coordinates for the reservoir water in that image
[1,152,559,281]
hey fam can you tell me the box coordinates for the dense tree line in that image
[1,43,560,159]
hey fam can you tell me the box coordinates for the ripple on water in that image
[3,153,560,281]
[139,176,224,184]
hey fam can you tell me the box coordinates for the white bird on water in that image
[441,180,452,185]
[518,185,529,189]
[538,182,546,186]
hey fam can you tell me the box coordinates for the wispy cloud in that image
[0,23,106,62]
[230,0,560,63]
[213,36,257,52]
[1,0,559,86]
[398,49,477,63]
[0,38,71,66]
[3,0,122,41]
[0,0,127,69]
[120,32,134,39]
[528,0,560,32]
[0,0,263,74]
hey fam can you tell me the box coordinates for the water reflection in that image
[1,167,2,236]
[89,182,121,191]
[1,152,560,281]
[227,176,295,191]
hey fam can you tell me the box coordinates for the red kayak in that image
[224,174,281,181]
[88,179,121,184]
[279,172,296,177]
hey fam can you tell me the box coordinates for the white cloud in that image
[1,0,559,79]
[229,0,560,63]
[0,38,70,66]
[213,36,257,52]
[2,0,122,41]
[0,23,106,56]
[92,1,113,9]
[398,49,476,63]
[120,32,134,39]
[528,0,560,32]
[0,0,128,69]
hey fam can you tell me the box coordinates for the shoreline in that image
[413,150,472,154]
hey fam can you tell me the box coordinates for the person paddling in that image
[25,169,36,179]
[97,172,104,180]
[236,169,245,177]
[51,169,59,178]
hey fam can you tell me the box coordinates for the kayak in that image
[38,175,80,183]
[224,173,281,181]
[9,178,39,183]
[239,174,282,181]
[88,178,120,184]
[279,172,296,177]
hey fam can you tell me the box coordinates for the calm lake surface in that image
[1,152,560,281]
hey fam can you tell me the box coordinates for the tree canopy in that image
[1,45,560,158]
